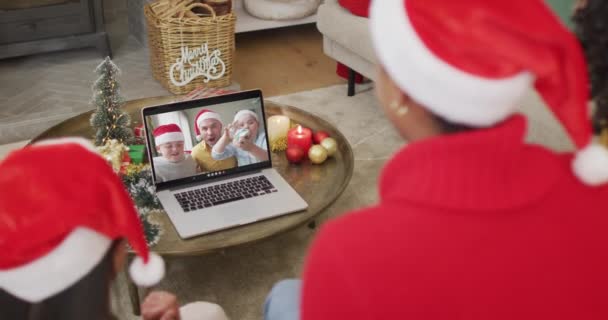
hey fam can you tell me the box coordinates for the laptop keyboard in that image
[174,175,277,212]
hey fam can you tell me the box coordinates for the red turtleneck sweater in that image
[302,116,608,319]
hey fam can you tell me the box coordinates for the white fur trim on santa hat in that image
[196,111,222,131]
[0,227,111,303]
[129,252,165,287]
[34,137,99,154]
[572,143,608,186]
[155,132,185,146]
[234,110,259,123]
[369,0,534,127]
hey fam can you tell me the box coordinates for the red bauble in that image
[313,131,331,144]
[286,146,305,164]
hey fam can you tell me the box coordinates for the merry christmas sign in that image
[169,43,226,86]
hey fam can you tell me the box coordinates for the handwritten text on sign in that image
[169,44,226,86]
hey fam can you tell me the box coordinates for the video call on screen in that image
[146,98,269,183]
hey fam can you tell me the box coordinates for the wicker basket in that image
[144,2,236,94]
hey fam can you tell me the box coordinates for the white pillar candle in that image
[267,115,291,152]
[267,115,290,141]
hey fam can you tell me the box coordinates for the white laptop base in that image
[157,168,308,239]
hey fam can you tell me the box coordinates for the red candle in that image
[287,125,313,155]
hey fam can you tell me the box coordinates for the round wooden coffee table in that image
[32,95,354,314]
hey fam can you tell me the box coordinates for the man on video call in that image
[191,109,237,172]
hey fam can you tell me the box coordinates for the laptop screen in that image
[143,91,271,187]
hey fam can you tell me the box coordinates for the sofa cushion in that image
[317,0,376,64]
[243,0,321,20]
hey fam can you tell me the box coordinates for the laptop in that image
[142,90,308,239]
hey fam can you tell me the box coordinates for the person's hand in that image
[236,135,254,151]
[141,291,181,320]
[222,123,234,143]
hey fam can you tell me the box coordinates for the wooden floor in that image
[103,0,345,96]
[233,24,344,96]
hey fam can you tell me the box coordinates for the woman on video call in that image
[212,109,269,166]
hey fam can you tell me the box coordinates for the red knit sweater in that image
[302,116,608,319]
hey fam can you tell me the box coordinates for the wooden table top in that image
[32,95,354,256]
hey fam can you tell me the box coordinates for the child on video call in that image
[153,124,198,182]
[212,109,269,166]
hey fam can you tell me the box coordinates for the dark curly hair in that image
[573,0,608,133]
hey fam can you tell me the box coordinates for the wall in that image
[127,0,151,45]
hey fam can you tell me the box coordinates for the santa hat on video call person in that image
[0,138,164,303]
[194,109,223,141]
[369,0,608,186]
[234,109,259,124]
[154,123,185,146]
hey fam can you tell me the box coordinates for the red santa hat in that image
[153,123,185,147]
[370,0,608,186]
[0,138,164,303]
[194,109,223,141]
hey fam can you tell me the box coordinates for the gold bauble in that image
[320,137,338,157]
[308,145,328,164]
[123,163,150,176]
[96,139,129,173]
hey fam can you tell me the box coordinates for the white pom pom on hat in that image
[129,252,165,287]
[573,143,608,186]
[369,0,608,186]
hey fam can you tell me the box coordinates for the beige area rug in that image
[0,37,170,145]
[0,83,572,320]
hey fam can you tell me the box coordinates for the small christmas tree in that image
[90,57,135,146]
[122,164,163,247]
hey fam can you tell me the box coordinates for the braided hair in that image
[573,0,608,133]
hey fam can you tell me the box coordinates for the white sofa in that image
[316,0,573,152]
[317,0,375,96]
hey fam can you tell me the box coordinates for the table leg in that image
[126,254,165,315]
[347,68,356,97]
[308,220,317,229]
[127,276,141,316]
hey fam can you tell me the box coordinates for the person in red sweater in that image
[264,0,608,319]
